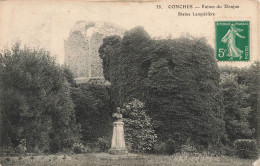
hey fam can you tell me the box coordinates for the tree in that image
[220,73,253,143]
[220,62,259,138]
[99,27,152,107]
[99,35,122,108]
[71,83,113,143]
[144,38,225,147]
[239,62,259,138]
[0,43,81,153]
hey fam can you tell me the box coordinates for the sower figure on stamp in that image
[109,107,128,155]
[221,24,245,60]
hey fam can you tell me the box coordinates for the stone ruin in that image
[64,21,125,84]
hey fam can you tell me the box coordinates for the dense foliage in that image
[220,73,253,143]
[144,38,225,148]
[234,139,258,159]
[0,44,81,153]
[219,63,259,155]
[70,83,113,144]
[99,28,151,107]
[99,27,225,149]
[99,36,122,108]
[122,99,157,153]
[220,62,259,139]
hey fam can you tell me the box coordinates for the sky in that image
[0,0,258,67]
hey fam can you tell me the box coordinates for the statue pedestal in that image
[108,121,128,155]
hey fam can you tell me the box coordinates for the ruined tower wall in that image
[64,21,125,82]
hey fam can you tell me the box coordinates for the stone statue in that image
[108,107,128,155]
[112,107,123,121]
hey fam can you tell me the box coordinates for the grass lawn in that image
[0,153,255,166]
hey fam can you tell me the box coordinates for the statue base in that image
[109,121,128,155]
[108,148,128,155]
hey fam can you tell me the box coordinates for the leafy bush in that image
[72,142,86,154]
[154,139,177,155]
[234,139,258,159]
[181,144,197,155]
[206,143,231,156]
[165,138,177,155]
[96,137,110,152]
[123,99,157,153]
[0,137,15,156]
[180,138,198,155]
[153,142,167,154]
[15,139,27,154]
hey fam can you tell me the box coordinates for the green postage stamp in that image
[215,21,250,61]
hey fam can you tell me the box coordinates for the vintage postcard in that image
[0,0,259,165]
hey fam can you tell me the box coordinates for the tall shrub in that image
[123,99,157,153]
[0,43,81,153]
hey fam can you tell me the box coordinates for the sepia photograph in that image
[0,0,259,165]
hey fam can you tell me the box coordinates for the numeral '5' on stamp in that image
[215,21,250,61]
